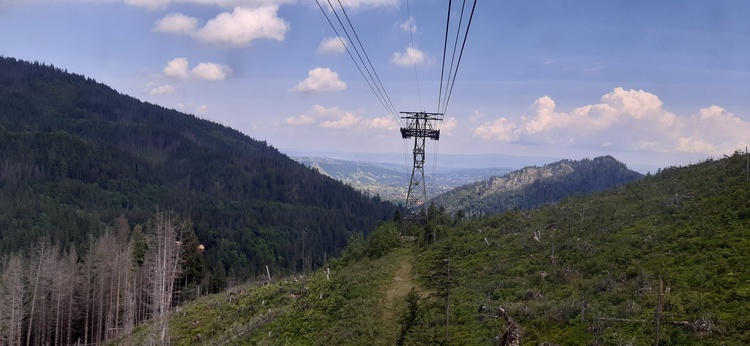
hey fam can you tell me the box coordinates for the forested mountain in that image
[0,56,395,284]
[137,151,750,345]
[430,156,643,216]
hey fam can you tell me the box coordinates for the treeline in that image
[431,156,643,216]
[0,211,202,346]
[0,56,396,286]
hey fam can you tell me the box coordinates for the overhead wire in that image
[441,0,467,115]
[434,0,464,187]
[436,0,453,114]
[439,0,477,114]
[431,0,478,202]
[314,0,402,127]
[431,0,457,202]
[440,0,478,116]
[334,0,400,122]
[315,0,478,209]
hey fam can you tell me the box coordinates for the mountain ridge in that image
[293,155,513,203]
[430,155,643,215]
[0,56,395,283]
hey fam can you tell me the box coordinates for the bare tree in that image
[63,247,78,346]
[26,239,59,346]
[147,210,184,344]
[1,254,25,346]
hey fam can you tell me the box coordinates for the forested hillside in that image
[146,152,750,345]
[430,156,642,216]
[0,56,395,284]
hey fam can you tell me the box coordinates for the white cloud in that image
[473,87,750,156]
[192,6,289,46]
[149,84,176,95]
[474,117,518,142]
[328,0,398,10]
[195,104,209,116]
[291,67,346,92]
[163,57,191,79]
[162,58,232,81]
[313,105,361,129]
[469,110,483,123]
[154,13,198,34]
[153,6,288,47]
[366,116,399,130]
[191,62,232,80]
[390,46,430,66]
[285,105,399,131]
[176,102,209,116]
[3,0,301,10]
[399,16,416,33]
[317,37,347,54]
[127,0,297,10]
[321,112,360,129]
[441,117,458,136]
[286,114,316,126]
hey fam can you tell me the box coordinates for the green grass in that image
[129,241,420,345]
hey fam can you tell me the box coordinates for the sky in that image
[1,0,749,172]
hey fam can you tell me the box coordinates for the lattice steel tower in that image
[400,111,443,218]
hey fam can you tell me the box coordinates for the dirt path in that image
[377,247,416,344]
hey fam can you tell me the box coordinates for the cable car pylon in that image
[400,111,443,221]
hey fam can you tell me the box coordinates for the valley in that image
[292,156,514,203]
[126,152,749,345]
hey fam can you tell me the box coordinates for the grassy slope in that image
[119,153,749,345]
[411,153,750,345]
[139,246,416,345]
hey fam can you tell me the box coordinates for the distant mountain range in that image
[430,155,643,215]
[286,149,562,170]
[292,156,513,203]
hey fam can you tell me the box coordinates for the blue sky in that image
[1,0,749,171]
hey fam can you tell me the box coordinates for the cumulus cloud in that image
[195,104,209,116]
[469,110,483,123]
[193,6,288,46]
[473,87,750,156]
[284,105,399,131]
[128,0,297,10]
[153,6,288,47]
[191,62,232,80]
[154,13,197,34]
[390,46,429,66]
[149,84,176,95]
[176,102,209,116]
[321,112,360,129]
[441,117,458,136]
[163,58,232,81]
[291,67,346,92]
[399,16,416,33]
[163,57,191,79]
[285,114,315,126]
[367,116,399,131]
[317,37,347,54]
[333,0,398,10]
